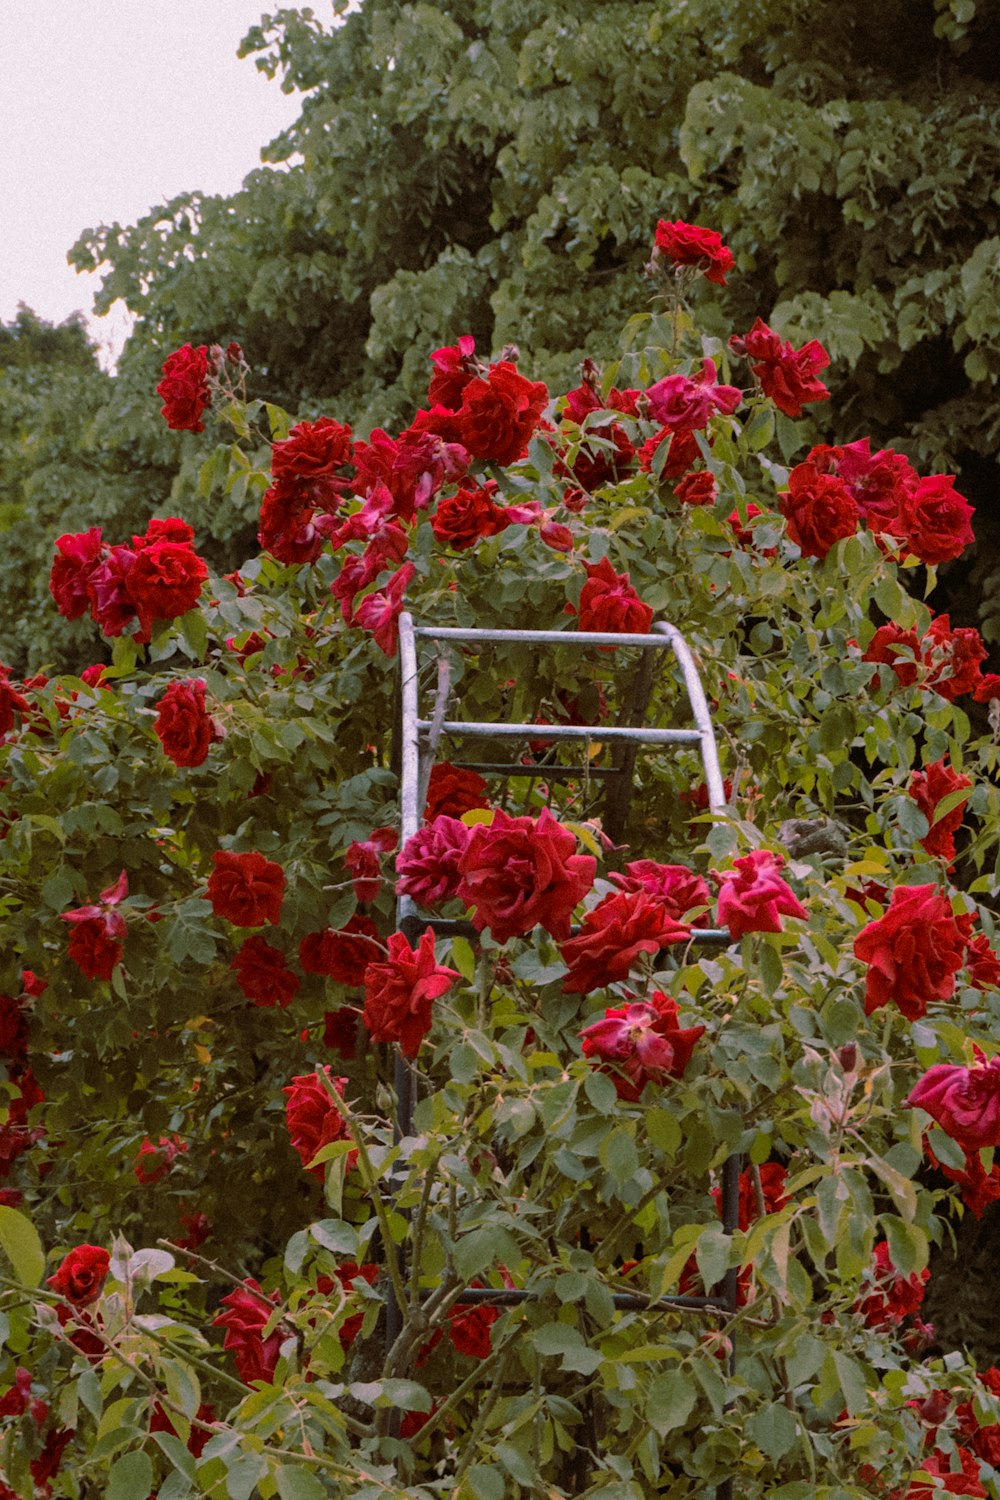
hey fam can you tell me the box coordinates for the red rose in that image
[397,816,473,907]
[428,335,477,410]
[298,915,382,984]
[853,883,968,1020]
[49,528,104,619]
[271,417,352,501]
[258,482,325,565]
[638,428,702,478]
[899,474,975,565]
[966,932,1000,991]
[909,758,971,865]
[927,1140,1000,1219]
[231,936,300,1008]
[431,483,510,550]
[733,318,830,419]
[457,807,596,943]
[149,1401,217,1460]
[344,827,398,902]
[318,1262,380,1349]
[674,470,717,506]
[156,343,210,432]
[921,614,987,702]
[907,1053,1000,1151]
[447,1293,499,1358]
[778,461,859,559]
[654,219,735,285]
[574,556,653,637]
[207,851,286,927]
[212,1279,283,1384]
[133,1134,186,1186]
[362,928,459,1057]
[580,991,704,1100]
[832,438,916,534]
[47,1245,110,1306]
[154,678,217,768]
[645,359,741,433]
[904,1448,985,1499]
[127,541,208,638]
[712,850,806,939]
[354,561,416,658]
[283,1068,355,1179]
[65,918,123,981]
[854,1240,929,1330]
[352,426,467,519]
[609,861,710,921]
[454,361,549,466]
[423,762,488,821]
[560,891,690,994]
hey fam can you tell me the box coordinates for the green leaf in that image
[454,1226,520,1281]
[275,1466,329,1500]
[647,1369,697,1435]
[107,1451,155,1500]
[0,1207,44,1287]
[694,1223,732,1290]
[465,1464,506,1500]
[747,1401,799,1461]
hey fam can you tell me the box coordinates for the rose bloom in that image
[352,424,468,519]
[424,762,489,821]
[609,861,710,921]
[213,1279,283,1385]
[448,1291,500,1358]
[283,1068,355,1179]
[49,527,104,619]
[909,758,971,865]
[908,1052,1000,1152]
[854,1239,929,1330]
[853,883,969,1020]
[928,1138,1000,1219]
[65,917,123,981]
[732,318,830,419]
[431,483,511,550]
[778,461,860,559]
[904,1449,986,1500]
[47,1245,110,1306]
[899,474,975,565]
[974,673,1000,704]
[921,614,988,702]
[580,991,704,1101]
[133,1134,186,1186]
[428,334,477,410]
[354,561,416,658]
[957,1367,1000,1468]
[299,915,382,984]
[127,540,208,638]
[153,678,217,768]
[560,891,690,994]
[345,827,397,902]
[645,359,741,433]
[270,416,352,492]
[574,556,653,637]
[362,927,459,1057]
[149,1400,217,1461]
[712,849,806,939]
[397,816,473,907]
[966,932,1000,991]
[258,483,324,565]
[207,850,286,927]
[457,806,596,943]
[674,470,717,506]
[638,427,701,478]
[156,343,210,432]
[231,936,300,1008]
[863,622,921,687]
[453,361,549,466]
[654,219,735,285]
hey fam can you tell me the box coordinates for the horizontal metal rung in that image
[417,719,702,745]
[446,762,622,779]
[412,626,678,649]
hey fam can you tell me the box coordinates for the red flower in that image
[231,936,300,1008]
[318,1262,380,1348]
[154,678,218,767]
[428,335,477,410]
[207,851,286,927]
[778,461,859,559]
[271,417,352,505]
[854,1240,929,1330]
[974,673,1000,704]
[47,1245,110,1306]
[354,561,416,658]
[966,932,1000,991]
[48,527,103,619]
[323,1008,361,1057]
[149,1400,217,1459]
[127,540,208,639]
[899,475,975,565]
[638,428,702,478]
[258,482,325,565]
[64,919,122,980]
[715,1162,788,1232]
[133,1135,186,1186]
[921,615,988,702]
[674,470,717,506]
[299,915,381,983]
[863,623,921,687]
[176,1209,211,1250]
[0,1366,47,1426]
[853,884,969,1020]
[908,1053,1000,1152]
[397,816,473,907]
[424,762,488,821]
[362,928,459,1057]
[431,482,511,549]
[609,861,710,921]
[712,850,806,939]
[645,359,742,433]
[448,1291,499,1358]
[909,759,971,865]
[156,343,210,432]
[345,827,398,902]
[457,807,596,943]
[654,219,735,285]
[574,556,653,637]
[213,1279,283,1385]
[560,891,690,994]
[453,361,549,466]
[904,1449,986,1498]
[283,1068,355,1179]
[352,426,468,519]
[580,991,704,1100]
[928,1139,1000,1219]
[733,318,830,419]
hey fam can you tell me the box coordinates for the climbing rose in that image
[457,807,596,944]
[354,561,416,658]
[645,359,741,433]
[207,851,286,927]
[127,540,208,639]
[231,936,300,1008]
[133,1135,186,1186]
[448,1291,500,1358]
[909,759,971,865]
[318,1262,380,1348]
[674,470,717,506]
[853,884,969,1020]
[397,817,473,907]
[920,615,988,701]
[299,916,381,984]
[48,527,103,619]
[712,850,806,939]
[283,1069,355,1179]
[153,678,217,768]
[47,1246,110,1307]
[904,1448,985,1499]
[609,861,711,921]
[899,474,975,565]
[213,1280,283,1385]
[732,318,830,419]
[907,1053,1000,1152]
[778,462,859,559]
[345,827,397,902]
[653,219,735,285]
[966,933,1000,991]
[270,417,352,502]
[61,871,129,980]
[428,334,477,410]
[580,991,704,1100]
[574,556,653,636]
[453,361,549,466]
[559,891,690,994]
[424,762,489,821]
[362,928,459,1057]
[431,482,511,550]
[854,1240,929,1329]
[156,343,210,432]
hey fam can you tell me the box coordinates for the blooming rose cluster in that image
[863,614,988,703]
[283,1068,356,1180]
[60,869,129,981]
[362,928,459,1057]
[853,884,970,1020]
[49,517,208,642]
[156,343,211,432]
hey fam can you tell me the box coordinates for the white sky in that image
[1,2,308,361]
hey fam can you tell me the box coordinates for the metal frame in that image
[388,612,739,1497]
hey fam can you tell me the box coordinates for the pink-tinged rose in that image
[854,884,969,1020]
[609,861,710,921]
[156,343,210,432]
[712,850,806,939]
[133,1134,186,1186]
[559,891,690,994]
[654,219,735,285]
[428,335,477,410]
[732,318,830,419]
[345,827,397,902]
[362,927,459,1057]
[207,851,286,927]
[424,762,489,821]
[231,936,300,1008]
[909,758,971,865]
[397,816,473,907]
[573,556,653,637]
[47,1245,110,1306]
[899,474,975,565]
[153,678,218,768]
[778,461,859,559]
[49,527,103,619]
[354,561,415,658]
[454,361,549,466]
[299,915,382,984]
[457,807,596,943]
[854,1240,929,1329]
[645,359,742,433]
[580,991,704,1100]
[213,1279,283,1384]
[352,426,468,519]
[283,1068,356,1179]
[907,1053,1000,1151]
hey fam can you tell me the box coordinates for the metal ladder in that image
[391,611,739,1498]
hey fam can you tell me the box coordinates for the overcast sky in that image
[1,2,307,359]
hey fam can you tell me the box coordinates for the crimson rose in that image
[207,851,286,927]
[654,219,735,285]
[231,936,300,1008]
[454,361,549,466]
[778,462,859,559]
[733,318,830,419]
[212,1280,283,1385]
[283,1068,355,1179]
[580,991,704,1100]
[153,678,217,767]
[907,1053,1000,1152]
[299,916,381,984]
[156,343,210,432]
[560,891,690,994]
[574,557,653,637]
[362,928,459,1057]
[712,850,806,939]
[47,1245,110,1307]
[853,883,969,1019]
[457,807,596,943]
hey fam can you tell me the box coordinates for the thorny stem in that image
[450,1342,515,1486]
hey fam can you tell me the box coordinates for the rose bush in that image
[0,217,998,1498]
